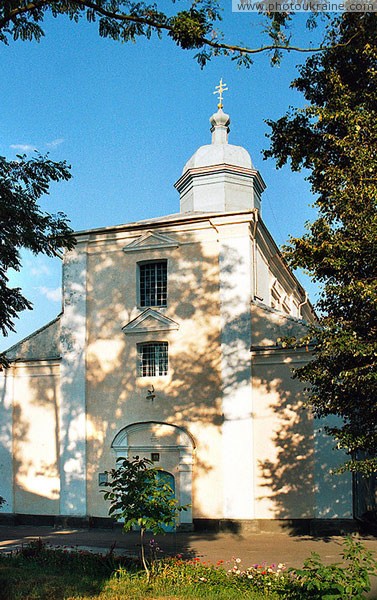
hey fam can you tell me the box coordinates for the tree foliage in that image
[0,154,75,356]
[0,1,355,68]
[265,13,377,475]
[102,456,188,578]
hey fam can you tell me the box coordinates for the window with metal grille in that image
[137,342,168,377]
[139,260,167,307]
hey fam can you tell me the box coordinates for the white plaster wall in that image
[314,416,353,518]
[252,350,316,519]
[219,224,254,519]
[12,364,60,515]
[255,247,270,304]
[0,370,14,512]
[84,226,224,520]
[59,243,88,515]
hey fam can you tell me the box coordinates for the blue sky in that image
[0,9,325,351]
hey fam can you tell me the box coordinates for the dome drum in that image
[176,163,266,214]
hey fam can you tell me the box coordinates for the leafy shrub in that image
[102,455,189,579]
[294,536,377,599]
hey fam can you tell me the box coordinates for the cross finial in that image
[213,78,228,109]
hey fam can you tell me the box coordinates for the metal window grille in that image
[137,342,168,377]
[139,261,167,307]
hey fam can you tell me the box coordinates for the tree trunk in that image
[140,527,150,581]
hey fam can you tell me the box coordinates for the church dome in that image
[182,107,253,174]
[182,142,253,172]
[175,87,266,215]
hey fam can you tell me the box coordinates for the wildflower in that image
[235,557,241,563]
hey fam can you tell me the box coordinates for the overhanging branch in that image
[0,0,360,58]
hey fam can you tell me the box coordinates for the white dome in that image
[182,108,253,174]
[175,104,265,214]
[182,143,253,173]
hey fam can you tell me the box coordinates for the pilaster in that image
[218,223,255,519]
[59,241,88,516]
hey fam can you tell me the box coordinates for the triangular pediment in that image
[122,308,179,334]
[123,231,179,253]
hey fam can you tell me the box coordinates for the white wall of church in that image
[0,212,353,525]
[252,350,316,519]
[60,242,88,515]
[0,362,61,515]
[218,224,255,519]
[83,221,226,520]
[314,416,353,519]
[0,369,14,513]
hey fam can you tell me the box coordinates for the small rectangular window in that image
[137,342,168,377]
[98,473,108,486]
[139,260,167,307]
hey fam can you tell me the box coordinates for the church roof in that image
[4,315,61,362]
[72,209,258,237]
[182,107,253,173]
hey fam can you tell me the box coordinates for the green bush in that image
[294,536,377,599]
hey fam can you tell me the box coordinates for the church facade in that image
[0,103,353,531]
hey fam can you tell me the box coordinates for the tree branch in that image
[0,0,360,58]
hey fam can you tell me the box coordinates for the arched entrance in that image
[111,422,195,527]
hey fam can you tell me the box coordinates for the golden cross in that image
[213,78,228,109]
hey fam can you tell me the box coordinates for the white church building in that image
[0,97,354,532]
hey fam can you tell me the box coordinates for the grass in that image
[0,540,282,600]
[0,540,116,599]
[0,536,376,600]
[0,559,273,600]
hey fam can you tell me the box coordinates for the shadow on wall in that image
[82,234,256,519]
[3,229,258,519]
[257,384,353,533]
[0,374,14,511]
[0,223,352,527]
[252,304,353,532]
[8,363,61,515]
